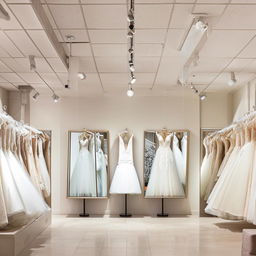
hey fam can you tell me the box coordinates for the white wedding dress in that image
[146,133,185,197]
[70,138,96,197]
[96,134,107,197]
[173,135,185,185]
[110,134,141,194]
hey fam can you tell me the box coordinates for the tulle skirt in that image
[146,147,184,197]
[110,163,141,194]
[96,150,107,197]
[70,149,96,197]
[201,152,214,198]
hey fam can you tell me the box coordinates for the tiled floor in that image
[20,215,256,256]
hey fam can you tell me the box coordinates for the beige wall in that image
[0,88,8,112]
[29,93,200,215]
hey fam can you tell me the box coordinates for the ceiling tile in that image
[68,43,92,57]
[0,31,23,57]
[238,36,256,58]
[200,30,255,58]
[226,58,254,72]
[135,57,160,72]
[78,57,97,73]
[163,29,185,56]
[49,5,85,29]
[46,0,79,3]
[187,72,217,85]
[47,58,67,72]
[197,0,228,2]
[5,30,42,57]
[136,0,173,2]
[92,44,126,57]
[89,30,126,43]
[231,0,256,3]
[18,73,44,83]
[60,29,89,42]
[95,57,127,72]
[0,48,9,58]
[53,29,63,42]
[83,5,126,29]
[136,4,173,29]
[136,29,166,44]
[56,72,68,85]
[193,4,226,16]
[9,4,43,29]
[42,5,57,29]
[136,44,163,57]
[0,76,6,82]
[39,73,63,88]
[175,0,195,2]
[27,30,59,57]
[169,4,193,29]
[0,82,17,90]
[0,2,22,29]
[0,60,12,72]
[81,0,125,3]
[0,73,24,83]
[214,5,256,29]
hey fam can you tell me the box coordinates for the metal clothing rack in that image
[79,199,89,217]
[157,198,168,217]
[120,194,132,217]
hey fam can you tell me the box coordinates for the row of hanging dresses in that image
[201,118,256,223]
[0,121,50,229]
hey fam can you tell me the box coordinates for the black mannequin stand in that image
[120,194,132,217]
[79,199,89,217]
[157,198,168,217]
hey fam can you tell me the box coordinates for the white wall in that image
[28,92,201,216]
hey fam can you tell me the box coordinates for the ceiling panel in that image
[163,29,185,56]
[5,30,42,57]
[193,4,226,16]
[187,72,217,85]
[9,4,43,29]
[83,5,127,29]
[226,58,254,72]
[95,57,127,72]
[39,73,63,88]
[238,36,256,58]
[0,60,12,72]
[136,44,163,57]
[0,2,22,29]
[89,30,126,43]
[81,0,125,3]
[0,72,24,83]
[214,5,256,29]
[46,58,66,72]
[18,73,44,83]
[56,72,68,85]
[27,30,59,57]
[42,5,57,29]
[46,0,79,3]
[135,57,160,72]
[78,57,97,73]
[197,0,228,2]
[49,5,85,29]
[0,31,23,57]
[136,29,166,44]
[68,43,92,57]
[0,82,17,90]
[200,30,255,58]
[92,44,127,57]
[169,4,193,29]
[59,29,89,42]
[136,4,173,29]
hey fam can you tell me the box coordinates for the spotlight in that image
[130,73,136,84]
[127,31,133,38]
[32,92,39,101]
[65,84,70,89]
[129,61,135,72]
[52,93,60,103]
[77,72,86,80]
[129,23,134,30]
[127,10,134,22]
[191,85,198,94]
[195,20,208,31]
[127,87,134,97]
[128,48,134,54]
[29,55,36,71]
[0,4,10,20]
[228,72,237,86]
[200,94,207,101]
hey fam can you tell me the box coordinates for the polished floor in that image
[20,215,256,256]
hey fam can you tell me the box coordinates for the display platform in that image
[0,210,51,256]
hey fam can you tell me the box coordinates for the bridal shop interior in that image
[1,0,256,256]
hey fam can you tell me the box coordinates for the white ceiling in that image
[0,0,256,97]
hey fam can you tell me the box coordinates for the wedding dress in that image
[173,134,185,185]
[96,134,107,197]
[70,137,96,197]
[110,134,141,194]
[181,134,187,164]
[146,133,185,197]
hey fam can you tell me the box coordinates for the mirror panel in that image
[144,130,189,198]
[67,130,109,198]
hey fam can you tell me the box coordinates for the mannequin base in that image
[157,213,169,217]
[79,213,90,217]
[120,213,132,217]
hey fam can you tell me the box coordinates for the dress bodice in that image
[96,135,102,152]
[79,138,89,151]
[156,132,172,149]
[118,134,133,164]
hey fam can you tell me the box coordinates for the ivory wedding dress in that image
[96,134,107,197]
[173,134,185,185]
[146,133,185,197]
[110,134,141,194]
[70,137,96,197]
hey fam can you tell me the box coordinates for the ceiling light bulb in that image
[29,55,36,71]
[77,72,86,80]
[127,10,134,22]
[195,20,208,31]
[0,4,10,20]
[32,92,39,101]
[228,72,237,86]
[130,76,136,84]
[127,87,134,97]
[200,94,207,101]
[52,93,60,103]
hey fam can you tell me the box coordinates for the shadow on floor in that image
[215,221,256,232]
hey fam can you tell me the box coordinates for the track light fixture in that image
[200,94,207,101]
[127,10,134,22]
[32,92,40,101]
[191,85,198,94]
[228,72,237,86]
[129,61,135,72]
[77,72,86,80]
[130,72,136,84]
[29,55,36,71]
[127,84,134,97]
[52,93,60,103]
[195,19,208,32]
[0,4,10,20]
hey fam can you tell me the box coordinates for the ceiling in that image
[0,0,256,97]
